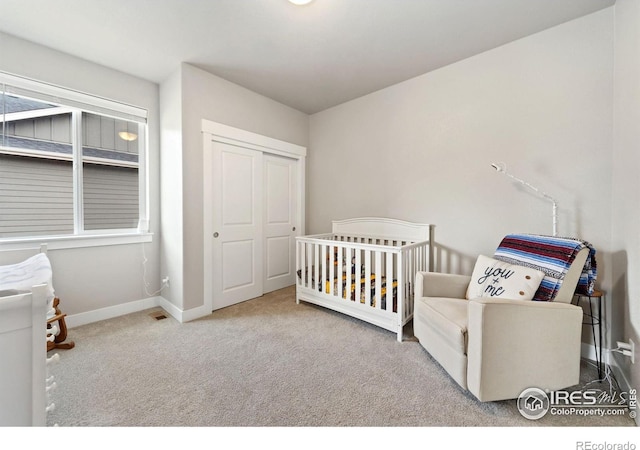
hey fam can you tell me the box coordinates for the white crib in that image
[0,245,59,426]
[296,217,435,341]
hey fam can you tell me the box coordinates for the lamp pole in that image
[491,163,558,237]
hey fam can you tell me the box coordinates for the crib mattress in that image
[297,268,398,312]
[329,273,398,311]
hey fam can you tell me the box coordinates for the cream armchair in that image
[413,247,589,402]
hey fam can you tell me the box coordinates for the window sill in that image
[0,231,153,251]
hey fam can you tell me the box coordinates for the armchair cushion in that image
[415,271,470,299]
[466,296,583,401]
[416,297,468,354]
[465,255,545,301]
[414,295,469,388]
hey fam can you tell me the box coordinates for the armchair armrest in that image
[466,297,583,401]
[415,271,471,299]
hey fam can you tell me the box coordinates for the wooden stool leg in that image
[47,298,75,352]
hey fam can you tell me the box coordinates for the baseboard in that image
[154,298,212,322]
[176,303,213,322]
[581,342,604,364]
[609,351,638,427]
[65,296,213,328]
[65,296,163,328]
[582,343,638,427]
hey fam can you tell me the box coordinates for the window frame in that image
[0,72,152,249]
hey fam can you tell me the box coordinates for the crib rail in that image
[296,233,433,339]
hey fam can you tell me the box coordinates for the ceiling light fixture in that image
[288,0,314,5]
[118,131,138,141]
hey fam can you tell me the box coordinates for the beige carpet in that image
[45,286,635,428]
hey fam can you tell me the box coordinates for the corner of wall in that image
[159,69,185,310]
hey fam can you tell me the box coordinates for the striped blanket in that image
[493,234,596,302]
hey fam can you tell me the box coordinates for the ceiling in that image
[0,0,615,114]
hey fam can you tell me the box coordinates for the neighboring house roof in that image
[3,94,56,114]
[2,95,139,165]
[2,136,139,164]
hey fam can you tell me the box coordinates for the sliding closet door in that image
[203,119,306,313]
[263,154,298,293]
[211,141,263,310]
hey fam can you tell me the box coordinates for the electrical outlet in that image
[617,339,635,364]
[162,276,170,287]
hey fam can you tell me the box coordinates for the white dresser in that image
[0,285,50,426]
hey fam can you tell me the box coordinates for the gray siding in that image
[0,154,74,237]
[6,113,72,144]
[0,156,139,236]
[83,164,139,230]
[83,113,138,155]
[6,112,138,155]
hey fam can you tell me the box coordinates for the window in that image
[0,73,148,242]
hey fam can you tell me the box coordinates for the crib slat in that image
[364,249,371,307]
[408,248,413,299]
[336,245,343,299]
[429,225,435,272]
[397,253,404,326]
[298,241,303,286]
[313,244,320,291]
[386,251,394,313]
[320,244,327,294]
[407,248,414,318]
[371,251,379,310]
[306,242,313,288]
[296,240,301,287]
[414,247,419,314]
[345,246,352,301]
[300,241,306,286]
[355,247,362,304]
[328,244,335,296]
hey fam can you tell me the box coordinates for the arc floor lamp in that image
[491,162,558,237]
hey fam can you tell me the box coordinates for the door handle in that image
[213,232,219,238]
[292,227,296,232]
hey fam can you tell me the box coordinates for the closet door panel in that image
[263,154,298,293]
[211,142,263,310]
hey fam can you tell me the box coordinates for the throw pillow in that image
[466,255,545,301]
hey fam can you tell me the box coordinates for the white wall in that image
[159,69,184,310]
[162,63,309,313]
[309,10,614,281]
[612,0,640,400]
[0,31,162,318]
